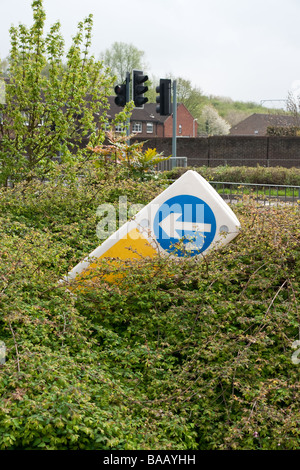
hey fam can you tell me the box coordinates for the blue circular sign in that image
[153,195,216,257]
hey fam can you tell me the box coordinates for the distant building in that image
[107,96,198,138]
[229,113,297,136]
[0,85,198,141]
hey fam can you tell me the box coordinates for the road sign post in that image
[126,71,130,144]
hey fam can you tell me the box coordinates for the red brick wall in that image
[156,122,164,137]
[163,104,198,138]
[131,136,300,168]
[129,121,165,138]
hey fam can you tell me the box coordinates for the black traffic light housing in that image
[156,79,171,116]
[133,70,148,108]
[114,84,127,107]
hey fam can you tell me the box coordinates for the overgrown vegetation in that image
[0,162,299,450]
[0,0,133,187]
[89,131,170,181]
[0,0,299,452]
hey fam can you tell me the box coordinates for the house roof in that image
[230,113,297,136]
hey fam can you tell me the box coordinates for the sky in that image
[1,0,300,106]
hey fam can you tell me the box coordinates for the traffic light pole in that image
[172,80,177,167]
[126,72,130,145]
[115,70,149,145]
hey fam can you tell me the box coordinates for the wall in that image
[129,121,164,139]
[163,104,198,138]
[131,136,300,168]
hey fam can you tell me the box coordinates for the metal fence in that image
[210,181,300,206]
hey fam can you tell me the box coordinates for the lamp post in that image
[172,80,177,167]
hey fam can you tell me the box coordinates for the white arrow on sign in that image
[159,212,211,239]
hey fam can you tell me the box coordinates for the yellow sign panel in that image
[98,228,157,260]
[69,228,157,287]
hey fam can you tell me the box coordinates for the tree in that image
[286,90,300,127]
[100,42,146,84]
[171,76,205,119]
[0,0,118,186]
[147,74,205,121]
[198,104,230,135]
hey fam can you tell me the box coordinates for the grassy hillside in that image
[204,95,285,126]
[0,164,299,450]
[147,78,283,127]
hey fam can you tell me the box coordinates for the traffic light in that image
[132,70,148,108]
[156,79,171,116]
[114,84,127,107]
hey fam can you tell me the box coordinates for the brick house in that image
[107,96,198,138]
[229,113,297,136]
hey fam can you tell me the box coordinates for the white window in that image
[21,112,45,127]
[0,111,3,124]
[146,122,153,133]
[21,111,30,126]
[132,122,142,133]
[115,123,124,133]
[178,124,182,134]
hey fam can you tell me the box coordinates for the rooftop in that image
[230,113,297,136]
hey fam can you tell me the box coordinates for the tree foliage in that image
[198,104,230,135]
[0,0,117,186]
[89,130,170,181]
[100,42,146,84]
[146,75,205,123]
[168,76,205,120]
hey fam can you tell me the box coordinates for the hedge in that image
[0,164,299,449]
[163,165,300,186]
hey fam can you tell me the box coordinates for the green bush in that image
[164,165,300,186]
[0,166,299,450]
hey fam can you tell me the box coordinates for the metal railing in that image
[210,181,300,206]
[156,156,187,172]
